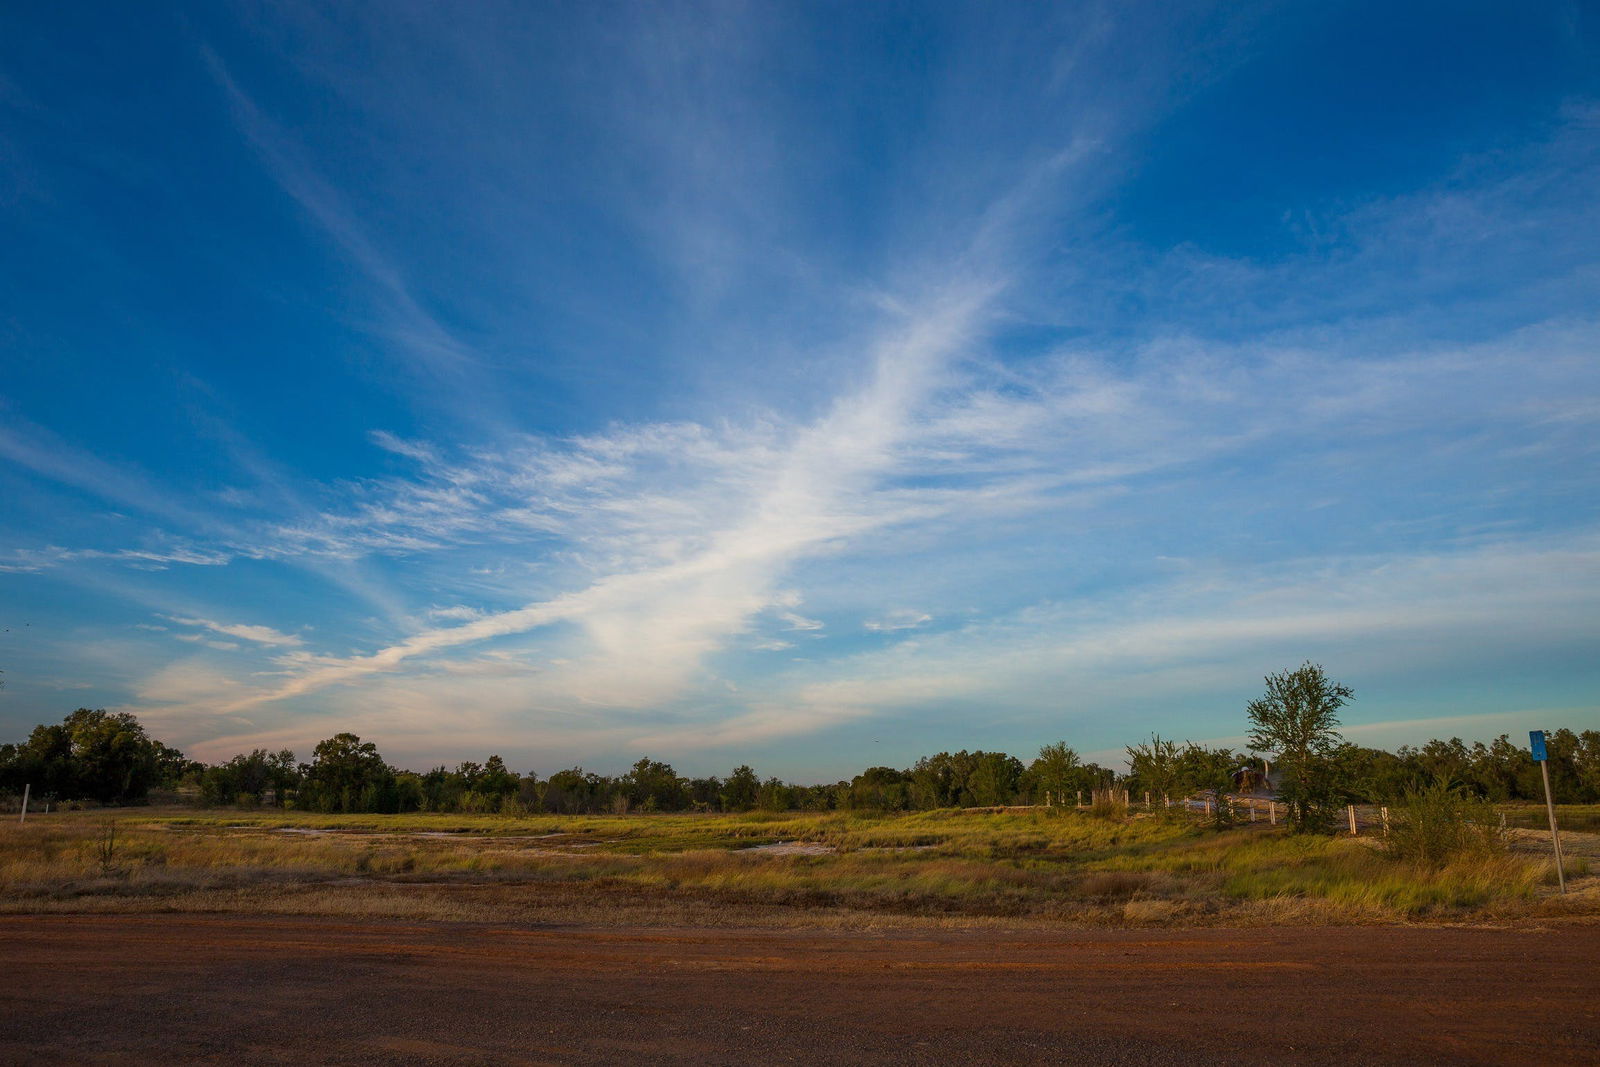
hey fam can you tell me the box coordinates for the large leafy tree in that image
[0,709,183,803]
[302,733,394,813]
[847,766,910,810]
[624,757,686,812]
[1246,662,1352,832]
[722,765,760,811]
[908,754,959,808]
[7,711,152,801]
[64,709,160,802]
[967,752,1025,807]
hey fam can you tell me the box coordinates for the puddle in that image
[861,844,938,852]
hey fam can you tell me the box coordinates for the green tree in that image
[152,742,202,790]
[301,733,392,813]
[757,776,793,812]
[1246,662,1352,832]
[625,757,686,812]
[543,767,596,813]
[908,754,957,809]
[1030,742,1084,806]
[967,751,1024,807]
[10,720,75,798]
[201,748,300,806]
[722,765,759,811]
[1178,744,1238,829]
[847,767,909,810]
[1125,735,1182,803]
[1326,743,1415,803]
[476,755,520,799]
[1413,737,1471,788]
[61,709,161,803]
[1574,730,1600,802]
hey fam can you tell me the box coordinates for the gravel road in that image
[2,914,1596,1065]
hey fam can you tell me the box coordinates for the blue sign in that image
[1530,730,1548,762]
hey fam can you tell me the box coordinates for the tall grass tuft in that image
[96,820,125,878]
[1087,792,1128,821]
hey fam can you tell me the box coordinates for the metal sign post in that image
[1530,731,1565,894]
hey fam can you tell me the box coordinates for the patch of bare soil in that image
[1508,826,1600,858]
[1,915,1597,1065]
[739,841,834,855]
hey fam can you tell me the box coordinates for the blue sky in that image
[2,1,1597,778]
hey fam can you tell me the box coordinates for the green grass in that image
[0,805,1586,928]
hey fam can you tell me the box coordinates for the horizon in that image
[2,2,1598,779]
[10,700,1592,788]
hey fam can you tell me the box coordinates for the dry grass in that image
[1,806,1590,929]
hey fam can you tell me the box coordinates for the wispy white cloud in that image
[163,615,304,648]
[193,282,999,713]
[0,545,231,574]
[426,605,486,622]
[174,633,241,652]
[864,610,933,633]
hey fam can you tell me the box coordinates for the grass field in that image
[1,806,1592,929]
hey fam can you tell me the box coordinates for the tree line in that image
[3,666,1598,819]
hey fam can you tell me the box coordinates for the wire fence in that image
[1050,790,1598,868]
[1056,790,1453,837]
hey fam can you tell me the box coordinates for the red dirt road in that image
[1,915,1596,1065]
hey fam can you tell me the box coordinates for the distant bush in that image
[1381,781,1505,865]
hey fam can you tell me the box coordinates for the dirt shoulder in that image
[1,914,1597,1065]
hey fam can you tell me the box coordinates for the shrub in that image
[1381,781,1505,865]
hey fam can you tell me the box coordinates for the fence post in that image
[1145,791,1151,809]
[1347,805,1358,836]
[1249,801,1256,823]
[18,783,28,825]
[1268,801,1276,825]
[1380,806,1389,837]
[1077,790,1083,808]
